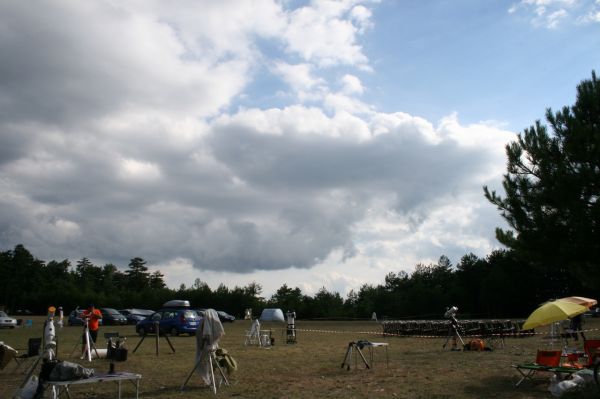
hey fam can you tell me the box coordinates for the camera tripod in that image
[442,317,465,351]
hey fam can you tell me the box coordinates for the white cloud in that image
[119,159,162,181]
[0,1,518,297]
[508,0,600,27]
[341,74,365,95]
[271,61,327,101]
[282,1,372,67]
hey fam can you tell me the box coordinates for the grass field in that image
[1,317,600,398]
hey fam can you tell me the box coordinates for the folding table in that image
[45,371,142,399]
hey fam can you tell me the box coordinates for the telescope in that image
[444,306,458,319]
[442,306,465,350]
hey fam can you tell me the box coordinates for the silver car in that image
[0,311,17,328]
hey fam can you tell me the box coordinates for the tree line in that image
[1,244,595,320]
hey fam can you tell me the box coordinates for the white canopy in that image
[259,308,285,322]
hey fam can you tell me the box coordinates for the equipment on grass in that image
[286,311,297,344]
[57,307,64,328]
[132,321,175,356]
[181,309,229,394]
[69,318,100,362]
[341,341,370,370]
[442,306,465,351]
[244,319,261,346]
[13,306,60,398]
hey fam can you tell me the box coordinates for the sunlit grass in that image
[2,317,600,398]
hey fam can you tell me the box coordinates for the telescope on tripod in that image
[442,306,465,351]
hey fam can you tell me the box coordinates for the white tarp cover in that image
[259,308,285,322]
[247,319,261,346]
[195,309,225,385]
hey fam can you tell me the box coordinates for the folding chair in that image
[0,343,19,371]
[583,339,600,367]
[244,320,261,346]
[13,338,42,373]
[513,350,562,386]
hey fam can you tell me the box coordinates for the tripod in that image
[341,342,370,370]
[132,321,175,356]
[442,317,465,350]
[70,319,99,362]
[180,348,229,394]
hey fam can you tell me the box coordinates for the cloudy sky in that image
[1,0,599,298]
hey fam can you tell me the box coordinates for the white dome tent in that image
[259,308,285,322]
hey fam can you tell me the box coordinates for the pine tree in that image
[484,71,600,291]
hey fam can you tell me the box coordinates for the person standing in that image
[81,304,102,357]
[570,313,585,341]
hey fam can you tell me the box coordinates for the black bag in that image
[115,348,128,362]
[107,339,117,360]
[39,359,60,381]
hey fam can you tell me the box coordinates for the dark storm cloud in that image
[209,121,486,211]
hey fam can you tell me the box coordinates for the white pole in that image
[84,320,92,362]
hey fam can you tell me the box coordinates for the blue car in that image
[136,308,200,336]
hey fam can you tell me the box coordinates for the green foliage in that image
[484,71,600,290]
[3,244,596,319]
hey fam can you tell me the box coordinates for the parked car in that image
[136,308,200,336]
[217,311,235,323]
[194,309,235,323]
[99,308,128,325]
[0,311,17,328]
[119,309,154,324]
[67,308,104,326]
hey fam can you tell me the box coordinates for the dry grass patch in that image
[2,318,600,398]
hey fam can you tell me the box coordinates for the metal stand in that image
[341,342,370,370]
[286,311,297,344]
[69,320,99,362]
[286,324,297,344]
[14,318,59,399]
[180,350,229,394]
[132,321,175,356]
[442,317,465,350]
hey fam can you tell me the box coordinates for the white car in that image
[0,311,17,328]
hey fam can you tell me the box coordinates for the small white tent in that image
[259,308,285,322]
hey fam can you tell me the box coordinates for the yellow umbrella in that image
[522,299,588,330]
[558,296,597,308]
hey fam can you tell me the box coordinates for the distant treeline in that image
[1,244,595,320]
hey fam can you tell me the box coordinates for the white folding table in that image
[45,371,142,399]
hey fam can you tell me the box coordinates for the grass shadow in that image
[463,375,552,398]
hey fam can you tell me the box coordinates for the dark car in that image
[136,308,200,336]
[67,309,104,326]
[217,311,235,323]
[119,308,154,324]
[99,308,128,325]
[194,309,235,323]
